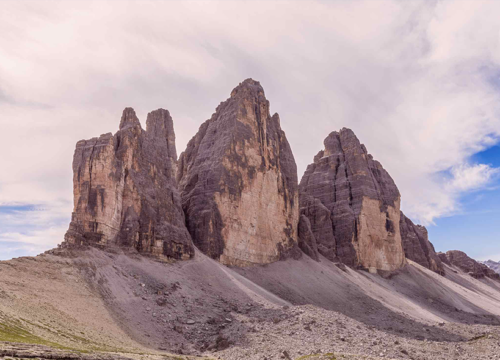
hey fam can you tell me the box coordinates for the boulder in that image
[177,79,300,266]
[64,108,194,260]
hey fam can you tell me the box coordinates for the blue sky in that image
[429,146,500,260]
[1,1,500,261]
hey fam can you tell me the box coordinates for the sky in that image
[1,0,500,261]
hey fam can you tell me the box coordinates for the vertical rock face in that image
[177,79,300,266]
[297,215,320,261]
[438,251,500,280]
[64,108,194,260]
[400,212,444,275]
[299,129,405,272]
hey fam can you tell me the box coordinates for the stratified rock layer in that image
[64,108,194,260]
[299,129,405,271]
[400,212,444,275]
[177,79,299,266]
[438,251,499,280]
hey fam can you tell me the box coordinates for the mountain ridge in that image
[4,78,499,359]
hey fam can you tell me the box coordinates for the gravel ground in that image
[1,247,500,360]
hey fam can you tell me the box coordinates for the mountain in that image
[63,108,194,259]
[177,79,300,266]
[438,251,500,279]
[3,79,500,360]
[482,259,500,274]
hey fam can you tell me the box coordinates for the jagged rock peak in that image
[299,128,405,272]
[438,250,499,280]
[230,78,265,98]
[146,108,178,161]
[119,107,141,130]
[400,212,444,275]
[177,79,300,266]
[63,107,194,260]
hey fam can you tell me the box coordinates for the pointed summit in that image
[177,79,300,266]
[230,78,265,98]
[119,107,141,130]
[64,107,194,259]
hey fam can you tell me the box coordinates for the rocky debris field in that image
[0,342,197,360]
[1,248,500,360]
[218,304,500,360]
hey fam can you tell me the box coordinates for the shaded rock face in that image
[439,251,500,280]
[177,79,299,266]
[297,215,320,261]
[299,129,405,271]
[482,259,500,275]
[400,213,444,275]
[64,108,194,260]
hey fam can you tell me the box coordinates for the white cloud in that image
[447,163,499,193]
[1,0,500,256]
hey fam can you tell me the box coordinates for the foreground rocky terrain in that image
[1,247,500,360]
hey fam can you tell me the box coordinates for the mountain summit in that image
[63,108,194,259]
[177,79,300,266]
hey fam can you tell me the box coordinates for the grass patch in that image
[296,353,336,360]
[0,319,65,349]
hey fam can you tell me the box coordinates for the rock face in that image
[482,259,500,275]
[438,251,499,280]
[400,212,444,275]
[297,215,320,261]
[177,79,300,266]
[299,129,405,272]
[64,108,194,260]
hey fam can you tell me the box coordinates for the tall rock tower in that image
[64,108,194,260]
[299,129,405,272]
[177,79,300,266]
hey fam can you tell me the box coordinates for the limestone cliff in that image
[299,129,405,272]
[64,108,194,260]
[400,212,444,275]
[177,79,300,266]
[438,251,499,280]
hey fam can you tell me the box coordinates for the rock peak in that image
[230,78,265,99]
[145,108,178,162]
[119,107,141,130]
[64,108,194,260]
[177,79,300,266]
[299,127,404,271]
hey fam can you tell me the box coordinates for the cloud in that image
[447,163,500,193]
[1,0,500,257]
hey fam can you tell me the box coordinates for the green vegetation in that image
[0,319,65,349]
[296,353,337,360]
[0,317,214,360]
